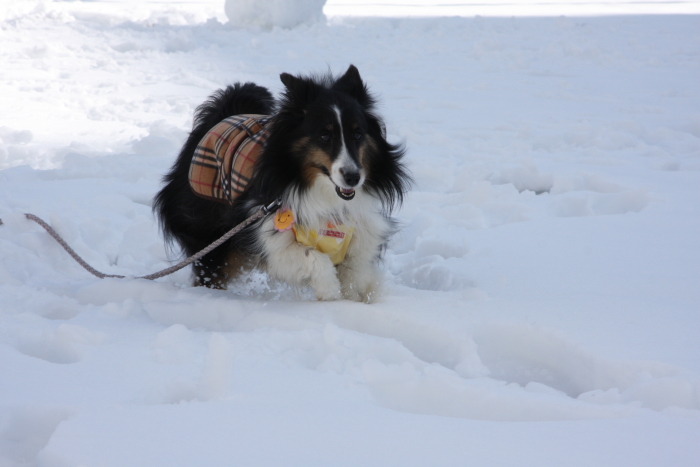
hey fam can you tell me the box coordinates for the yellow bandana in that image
[274,209,354,265]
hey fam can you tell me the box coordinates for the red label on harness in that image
[320,229,345,239]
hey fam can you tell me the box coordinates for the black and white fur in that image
[154,65,410,302]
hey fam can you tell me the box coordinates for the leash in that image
[1,199,282,281]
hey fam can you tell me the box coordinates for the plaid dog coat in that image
[189,114,272,205]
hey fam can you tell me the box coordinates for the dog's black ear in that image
[280,72,297,89]
[333,65,373,108]
[337,65,362,86]
[279,72,320,115]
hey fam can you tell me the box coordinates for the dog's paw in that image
[311,273,342,301]
[341,282,379,303]
[338,264,382,303]
[301,249,341,300]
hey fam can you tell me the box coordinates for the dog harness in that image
[274,209,354,265]
[189,114,272,205]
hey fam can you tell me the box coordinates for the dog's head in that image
[276,65,403,205]
[278,65,372,202]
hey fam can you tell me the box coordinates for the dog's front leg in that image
[261,222,341,300]
[337,217,389,303]
[337,243,382,303]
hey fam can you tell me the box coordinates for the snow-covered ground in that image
[2,1,700,465]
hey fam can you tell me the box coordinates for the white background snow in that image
[1,0,700,465]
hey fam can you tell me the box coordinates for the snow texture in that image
[1,1,700,466]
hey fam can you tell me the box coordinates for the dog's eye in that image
[320,133,331,143]
[353,130,362,141]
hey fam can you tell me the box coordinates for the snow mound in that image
[225,0,326,29]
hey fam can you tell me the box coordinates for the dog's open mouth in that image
[335,186,356,201]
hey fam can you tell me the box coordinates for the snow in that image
[225,0,326,29]
[1,0,700,466]
[324,0,700,17]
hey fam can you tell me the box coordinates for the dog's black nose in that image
[340,168,361,187]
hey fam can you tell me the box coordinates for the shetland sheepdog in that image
[154,65,410,302]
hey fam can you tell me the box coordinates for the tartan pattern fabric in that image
[189,114,272,205]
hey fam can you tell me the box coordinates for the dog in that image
[153,65,410,302]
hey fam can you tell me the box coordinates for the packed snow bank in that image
[225,0,326,29]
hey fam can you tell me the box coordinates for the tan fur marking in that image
[291,137,332,185]
[291,137,311,153]
[300,146,333,185]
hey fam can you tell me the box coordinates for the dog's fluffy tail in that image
[192,83,275,136]
[153,83,275,248]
